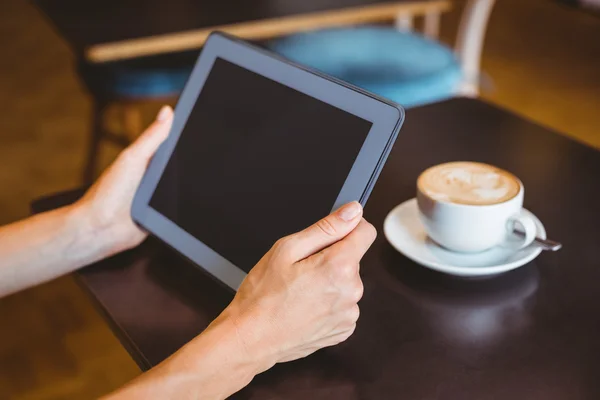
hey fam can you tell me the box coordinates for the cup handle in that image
[506,212,537,250]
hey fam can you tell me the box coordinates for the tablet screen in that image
[150,58,372,273]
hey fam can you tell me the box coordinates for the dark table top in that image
[33,0,440,52]
[33,98,600,399]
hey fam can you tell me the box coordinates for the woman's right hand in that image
[104,202,376,400]
[218,201,377,370]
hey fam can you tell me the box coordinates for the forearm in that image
[104,313,272,400]
[0,204,114,297]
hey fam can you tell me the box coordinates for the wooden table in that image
[33,0,450,63]
[33,98,600,399]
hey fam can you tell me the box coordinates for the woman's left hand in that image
[75,106,173,256]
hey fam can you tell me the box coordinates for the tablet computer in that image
[132,32,404,291]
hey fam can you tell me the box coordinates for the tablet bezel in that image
[132,32,404,291]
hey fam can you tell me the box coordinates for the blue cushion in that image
[109,68,192,97]
[80,50,197,98]
[269,27,462,108]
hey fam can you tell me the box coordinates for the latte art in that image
[418,162,520,205]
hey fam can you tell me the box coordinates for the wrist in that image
[65,201,120,262]
[215,306,278,374]
[192,311,275,378]
[135,313,273,399]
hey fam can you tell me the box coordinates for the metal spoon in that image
[513,229,562,251]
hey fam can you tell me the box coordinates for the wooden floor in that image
[0,0,598,398]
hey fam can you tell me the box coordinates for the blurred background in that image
[0,0,598,398]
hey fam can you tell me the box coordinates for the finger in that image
[129,105,173,161]
[321,219,377,265]
[286,201,363,262]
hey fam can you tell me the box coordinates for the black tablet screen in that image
[150,58,372,273]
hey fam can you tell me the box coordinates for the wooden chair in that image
[78,50,198,183]
[267,0,496,108]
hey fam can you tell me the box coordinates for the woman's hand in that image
[219,201,377,370]
[0,106,174,298]
[106,202,377,400]
[104,203,376,400]
[75,106,173,257]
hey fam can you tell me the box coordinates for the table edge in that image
[75,273,153,371]
[30,189,151,371]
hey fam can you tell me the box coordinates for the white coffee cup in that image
[416,162,538,253]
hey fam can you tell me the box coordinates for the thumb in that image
[129,105,173,161]
[287,201,363,262]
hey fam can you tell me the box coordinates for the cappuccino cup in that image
[417,162,538,253]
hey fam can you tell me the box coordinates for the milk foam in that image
[418,162,520,205]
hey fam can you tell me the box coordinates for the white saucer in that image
[383,199,546,277]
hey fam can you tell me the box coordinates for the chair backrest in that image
[454,0,497,96]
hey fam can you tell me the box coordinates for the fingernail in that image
[156,106,172,122]
[337,201,362,222]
